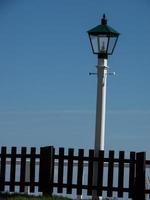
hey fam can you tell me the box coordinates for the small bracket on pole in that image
[89,72,97,76]
[108,72,116,76]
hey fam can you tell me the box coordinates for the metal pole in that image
[95,57,108,152]
[92,56,108,200]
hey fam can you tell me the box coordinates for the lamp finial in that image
[101,14,107,25]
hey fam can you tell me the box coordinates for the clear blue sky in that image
[0,0,150,155]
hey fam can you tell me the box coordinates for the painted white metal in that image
[92,57,108,200]
[94,57,108,153]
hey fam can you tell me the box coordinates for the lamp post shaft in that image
[95,57,108,153]
[92,57,108,200]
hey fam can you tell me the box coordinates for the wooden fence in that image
[0,146,150,199]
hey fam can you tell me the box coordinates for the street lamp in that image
[87,14,120,199]
[88,13,119,152]
[88,14,119,58]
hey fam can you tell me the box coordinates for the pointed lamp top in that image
[101,14,107,25]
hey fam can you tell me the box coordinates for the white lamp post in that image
[88,14,120,199]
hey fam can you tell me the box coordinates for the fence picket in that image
[77,149,84,195]
[67,148,74,194]
[20,147,27,192]
[30,147,36,193]
[118,151,125,197]
[0,146,7,191]
[39,146,54,196]
[87,149,94,195]
[129,152,136,198]
[107,151,114,197]
[10,147,17,192]
[57,148,64,193]
[133,152,146,200]
[97,150,104,196]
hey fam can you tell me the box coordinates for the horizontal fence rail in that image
[0,146,150,199]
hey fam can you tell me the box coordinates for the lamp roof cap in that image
[88,14,120,37]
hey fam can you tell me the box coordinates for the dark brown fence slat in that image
[39,146,54,196]
[10,147,17,192]
[0,147,7,191]
[118,151,125,197]
[128,152,136,198]
[107,151,114,197]
[87,150,94,195]
[66,148,74,194]
[30,147,36,193]
[77,149,84,195]
[133,152,146,200]
[20,147,27,192]
[57,148,64,193]
[97,150,104,196]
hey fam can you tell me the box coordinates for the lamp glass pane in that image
[107,36,118,54]
[90,35,109,54]
[97,35,108,53]
[90,35,98,53]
